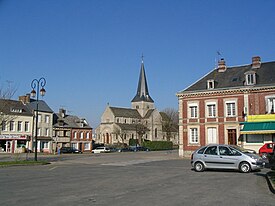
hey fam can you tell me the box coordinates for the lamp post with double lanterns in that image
[30,77,46,161]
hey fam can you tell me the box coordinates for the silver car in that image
[191,144,264,173]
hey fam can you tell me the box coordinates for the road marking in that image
[101,159,162,166]
[49,166,58,171]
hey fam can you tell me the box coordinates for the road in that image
[0,151,275,206]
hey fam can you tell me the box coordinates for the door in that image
[228,129,237,145]
[218,146,239,169]
[207,128,217,144]
[203,146,220,168]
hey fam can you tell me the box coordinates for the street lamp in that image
[31,77,46,161]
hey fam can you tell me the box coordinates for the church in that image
[95,59,178,146]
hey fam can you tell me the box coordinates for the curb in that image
[266,172,275,194]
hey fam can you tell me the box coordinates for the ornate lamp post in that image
[31,77,46,161]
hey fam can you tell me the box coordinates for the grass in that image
[0,160,49,167]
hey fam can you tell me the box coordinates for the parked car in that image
[129,146,150,152]
[259,143,275,159]
[92,147,111,154]
[60,147,82,154]
[230,145,257,154]
[191,144,264,173]
[116,147,131,152]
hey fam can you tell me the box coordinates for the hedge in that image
[142,141,173,151]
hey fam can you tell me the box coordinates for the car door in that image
[218,146,239,169]
[203,146,220,168]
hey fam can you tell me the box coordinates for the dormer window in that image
[245,71,256,85]
[207,80,215,90]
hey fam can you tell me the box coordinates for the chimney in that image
[59,108,66,118]
[19,94,31,104]
[218,58,227,72]
[252,56,261,69]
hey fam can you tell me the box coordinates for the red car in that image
[259,143,275,158]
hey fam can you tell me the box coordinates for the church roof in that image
[109,107,142,118]
[131,60,154,103]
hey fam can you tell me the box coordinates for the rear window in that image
[197,147,206,154]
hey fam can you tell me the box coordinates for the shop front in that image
[0,135,31,153]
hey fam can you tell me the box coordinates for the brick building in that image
[177,56,275,157]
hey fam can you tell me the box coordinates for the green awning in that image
[240,122,275,134]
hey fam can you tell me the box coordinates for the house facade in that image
[53,109,93,153]
[20,95,54,153]
[0,99,33,153]
[177,56,275,157]
[96,59,178,146]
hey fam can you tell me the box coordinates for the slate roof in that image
[131,60,154,103]
[53,113,92,129]
[0,99,32,116]
[181,61,275,93]
[27,99,53,113]
[109,107,142,118]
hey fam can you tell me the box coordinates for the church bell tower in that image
[131,57,154,117]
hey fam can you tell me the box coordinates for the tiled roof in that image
[27,99,53,113]
[53,113,92,129]
[0,99,32,116]
[109,107,142,118]
[180,61,275,93]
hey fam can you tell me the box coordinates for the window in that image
[267,97,275,114]
[189,128,198,143]
[80,132,84,139]
[155,128,158,138]
[45,115,50,124]
[207,104,216,117]
[246,134,264,143]
[86,132,90,139]
[117,118,119,123]
[41,142,49,149]
[72,143,77,149]
[38,114,42,123]
[74,132,77,139]
[10,121,15,131]
[189,106,198,118]
[25,121,29,132]
[245,72,256,85]
[204,146,218,155]
[18,121,22,132]
[2,121,7,131]
[84,143,90,150]
[219,146,232,156]
[37,128,41,136]
[207,80,215,89]
[226,102,236,117]
[45,128,49,136]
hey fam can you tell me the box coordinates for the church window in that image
[124,119,127,123]
[117,118,119,123]
[155,128,158,138]
[136,106,139,109]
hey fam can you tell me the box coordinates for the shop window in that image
[246,134,264,143]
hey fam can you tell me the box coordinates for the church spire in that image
[131,57,154,103]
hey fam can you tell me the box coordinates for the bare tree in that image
[0,82,17,134]
[161,108,179,141]
[113,125,126,145]
[135,122,147,145]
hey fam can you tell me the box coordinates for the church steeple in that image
[131,57,154,103]
[131,57,154,117]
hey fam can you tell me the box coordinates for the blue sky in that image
[1,0,275,128]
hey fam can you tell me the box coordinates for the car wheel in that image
[262,153,268,159]
[239,161,251,173]
[194,162,204,172]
